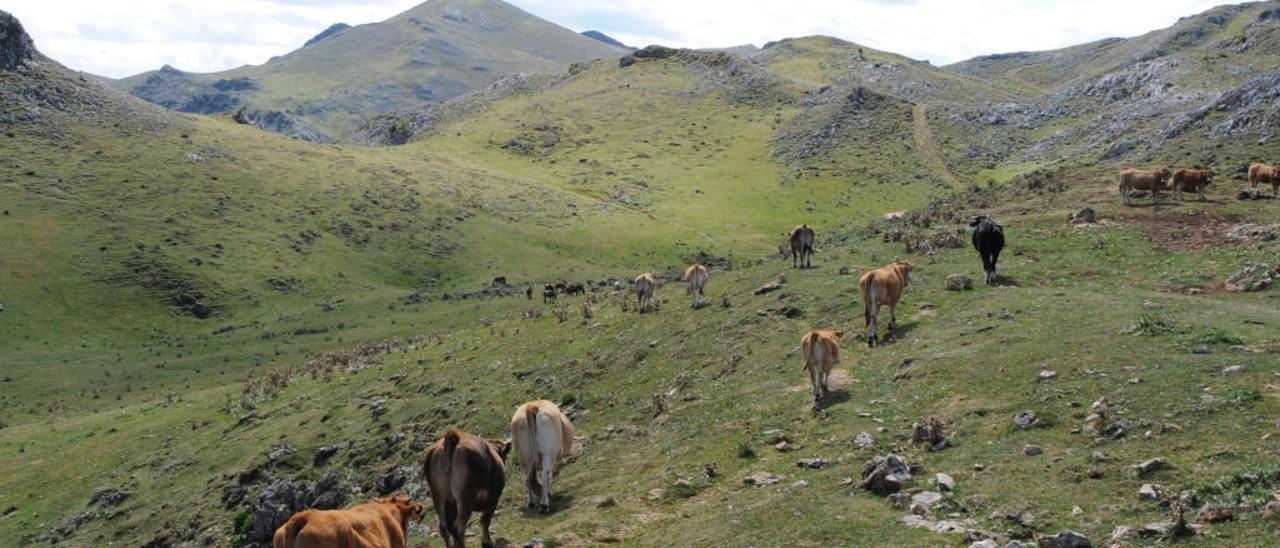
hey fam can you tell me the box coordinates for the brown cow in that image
[860,261,914,347]
[424,429,511,548]
[801,329,845,404]
[510,400,575,513]
[272,496,424,548]
[1118,167,1170,206]
[683,263,709,309]
[1168,168,1214,201]
[790,224,816,268]
[1249,160,1279,192]
[634,273,658,313]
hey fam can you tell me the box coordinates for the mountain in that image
[112,0,628,142]
[582,29,633,50]
[5,3,1280,547]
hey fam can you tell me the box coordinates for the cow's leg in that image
[867,305,878,348]
[821,362,832,395]
[808,361,822,402]
[525,465,540,509]
[540,453,555,513]
[452,505,474,548]
[990,250,1001,284]
[479,505,496,548]
[887,303,897,333]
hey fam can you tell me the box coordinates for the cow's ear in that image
[411,503,425,521]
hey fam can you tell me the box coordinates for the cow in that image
[1166,168,1214,201]
[859,261,914,347]
[683,263,709,309]
[424,429,510,548]
[525,286,533,300]
[542,284,556,304]
[492,276,507,287]
[565,283,586,296]
[801,329,845,404]
[272,496,424,548]
[1248,160,1279,192]
[789,224,816,268]
[554,282,569,294]
[510,400,575,513]
[970,215,1005,285]
[1118,167,1170,206]
[634,273,658,313]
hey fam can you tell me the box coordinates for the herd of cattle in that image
[269,158,1280,545]
[1119,160,1280,205]
[270,218,1011,547]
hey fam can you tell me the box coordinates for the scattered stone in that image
[1109,526,1135,543]
[1087,466,1103,479]
[1197,505,1233,524]
[886,492,911,510]
[1082,397,1108,437]
[90,489,131,508]
[1013,410,1039,430]
[753,280,784,295]
[861,454,912,495]
[1024,445,1043,456]
[1038,370,1057,380]
[1221,365,1244,375]
[901,514,981,535]
[1224,262,1274,293]
[911,416,949,450]
[1036,530,1092,547]
[971,540,998,548]
[1068,207,1096,225]
[1236,188,1276,201]
[1138,483,1167,501]
[743,471,783,487]
[312,445,339,466]
[796,458,830,469]
[854,431,875,448]
[936,473,955,492]
[774,441,795,452]
[912,490,945,512]
[1262,500,1279,519]
[946,274,974,291]
[1133,458,1169,478]
[1193,345,1212,354]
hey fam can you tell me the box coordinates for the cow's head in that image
[831,330,846,341]
[1157,167,1171,182]
[488,437,512,462]
[969,215,990,228]
[894,261,915,280]
[381,495,426,523]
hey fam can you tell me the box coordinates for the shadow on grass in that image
[814,388,851,411]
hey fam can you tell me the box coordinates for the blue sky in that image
[7,0,1227,78]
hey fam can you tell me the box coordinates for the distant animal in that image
[554,282,569,294]
[970,215,1005,285]
[510,400,575,513]
[565,283,586,296]
[1118,167,1171,206]
[683,263,709,309]
[859,261,914,347]
[801,329,846,403]
[272,495,424,548]
[525,286,533,300]
[1167,168,1214,201]
[789,224,816,268]
[634,273,658,313]
[542,286,556,304]
[492,276,507,287]
[423,429,511,548]
[1248,160,1279,192]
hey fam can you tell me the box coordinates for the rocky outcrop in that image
[304,23,351,48]
[582,30,632,50]
[234,108,335,143]
[1,9,35,70]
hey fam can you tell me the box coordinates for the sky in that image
[7,0,1229,78]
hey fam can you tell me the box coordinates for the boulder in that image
[743,471,783,487]
[1,10,35,71]
[1138,483,1166,501]
[936,473,955,492]
[946,274,974,291]
[1013,410,1039,430]
[1133,458,1169,478]
[1036,530,1092,547]
[1224,262,1274,293]
[1024,445,1043,456]
[861,454,912,495]
[1068,207,1096,225]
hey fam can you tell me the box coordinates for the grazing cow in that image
[790,224,816,268]
[510,400,575,513]
[859,261,914,347]
[1118,167,1171,206]
[970,215,1005,285]
[554,282,569,294]
[683,263,709,309]
[1168,168,1214,201]
[634,273,658,313]
[526,286,533,300]
[565,283,586,296]
[492,276,507,287]
[424,429,510,548]
[272,495,424,548]
[1249,160,1279,192]
[542,285,556,304]
[801,329,845,403]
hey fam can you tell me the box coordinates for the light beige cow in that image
[510,400,574,513]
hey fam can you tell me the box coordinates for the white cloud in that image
[6,0,1231,78]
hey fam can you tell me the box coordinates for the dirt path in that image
[911,103,961,187]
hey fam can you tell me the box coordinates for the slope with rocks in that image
[112,0,628,142]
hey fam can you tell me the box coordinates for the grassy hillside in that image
[111,0,628,141]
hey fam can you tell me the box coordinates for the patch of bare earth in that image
[1114,209,1247,252]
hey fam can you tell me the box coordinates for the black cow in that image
[970,215,1005,285]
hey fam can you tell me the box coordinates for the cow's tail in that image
[863,274,875,327]
[801,333,813,372]
[442,428,461,478]
[525,405,541,467]
[274,513,307,548]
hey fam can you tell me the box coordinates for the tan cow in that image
[272,496,424,548]
[1249,160,1279,192]
[634,272,658,313]
[1118,167,1170,206]
[510,400,575,513]
[860,261,914,347]
[801,329,846,404]
[790,224,816,268]
[683,263,709,309]
[1168,168,1214,201]
[424,429,510,548]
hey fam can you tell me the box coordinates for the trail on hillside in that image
[911,103,961,187]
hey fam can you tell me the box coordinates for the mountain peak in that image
[1,9,36,70]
